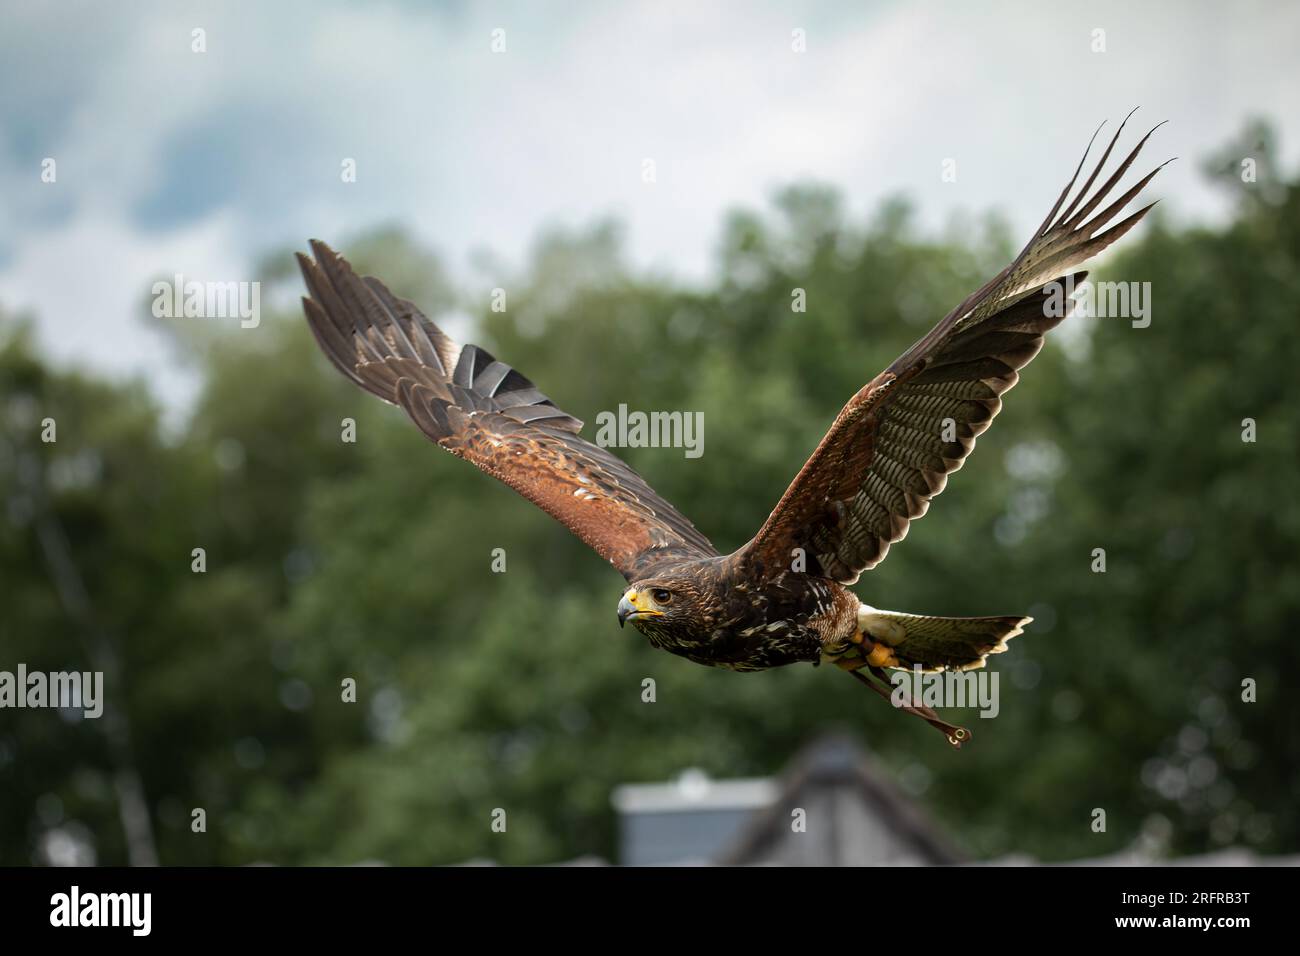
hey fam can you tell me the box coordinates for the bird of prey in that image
[297,115,1165,746]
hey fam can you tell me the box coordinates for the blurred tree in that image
[1,128,1295,865]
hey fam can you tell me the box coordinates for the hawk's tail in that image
[854,608,1030,672]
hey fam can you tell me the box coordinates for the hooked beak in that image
[618,589,660,628]
[617,593,636,628]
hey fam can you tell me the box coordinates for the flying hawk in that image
[297,115,1166,746]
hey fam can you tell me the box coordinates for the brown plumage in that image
[298,114,1166,746]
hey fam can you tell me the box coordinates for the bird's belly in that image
[648,621,823,672]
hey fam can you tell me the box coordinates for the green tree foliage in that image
[1,133,1295,864]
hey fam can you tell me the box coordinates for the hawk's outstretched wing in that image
[737,113,1169,584]
[297,241,716,581]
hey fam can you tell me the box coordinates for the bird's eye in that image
[652,589,672,605]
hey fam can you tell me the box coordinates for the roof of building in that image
[716,733,964,866]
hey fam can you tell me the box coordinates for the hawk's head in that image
[617,578,707,645]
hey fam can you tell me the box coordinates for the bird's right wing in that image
[735,113,1168,584]
[297,241,717,581]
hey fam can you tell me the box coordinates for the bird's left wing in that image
[735,114,1168,584]
[297,241,717,581]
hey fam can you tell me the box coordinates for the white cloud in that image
[1,0,1297,402]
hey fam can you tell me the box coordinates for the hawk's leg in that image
[819,604,971,747]
[818,604,903,667]
[839,663,972,748]
[854,605,907,667]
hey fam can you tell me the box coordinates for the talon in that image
[866,643,899,667]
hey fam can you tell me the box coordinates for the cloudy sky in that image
[2,0,1297,402]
